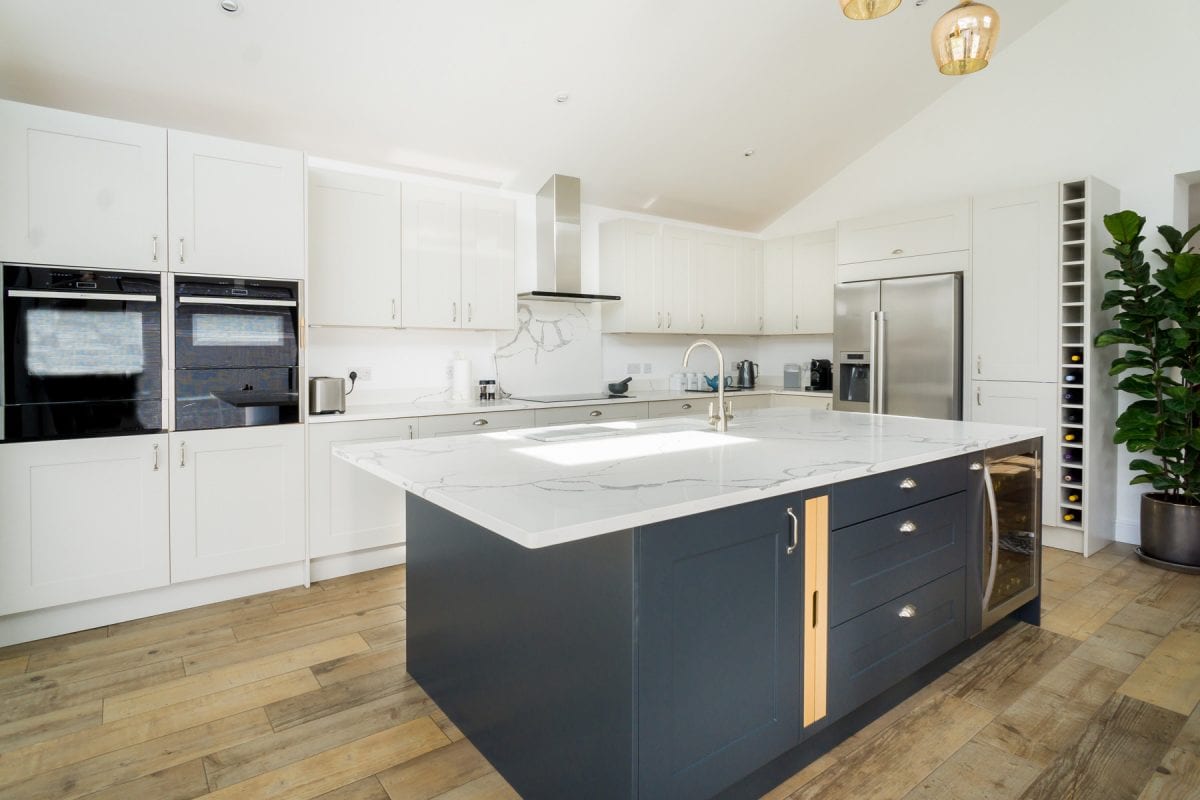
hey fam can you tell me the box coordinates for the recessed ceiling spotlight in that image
[743,148,756,158]
[555,92,570,104]
[219,0,241,14]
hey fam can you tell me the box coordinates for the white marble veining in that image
[334,408,1041,549]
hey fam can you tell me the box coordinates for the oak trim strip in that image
[804,494,829,727]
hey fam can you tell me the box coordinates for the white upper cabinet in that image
[169,426,305,583]
[695,232,738,333]
[762,238,794,335]
[0,434,170,615]
[792,230,835,334]
[734,238,764,334]
[0,99,166,269]
[662,226,697,333]
[971,185,1059,383]
[402,183,462,329]
[837,199,970,265]
[599,219,664,333]
[307,170,403,327]
[167,130,304,279]
[461,192,516,330]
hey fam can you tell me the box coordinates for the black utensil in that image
[607,377,632,395]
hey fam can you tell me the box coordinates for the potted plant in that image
[1095,210,1200,570]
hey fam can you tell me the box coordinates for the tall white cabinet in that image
[169,426,305,583]
[761,230,835,335]
[308,170,403,327]
[0,435,170,615]
[0,99,167,269]
[599,219,665,333]
[461,192,517,330]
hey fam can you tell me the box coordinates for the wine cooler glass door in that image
[983,448,1041,627]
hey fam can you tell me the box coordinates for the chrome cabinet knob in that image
[899,604,917,618]
[899,477,918,490]
[899,520,918,534]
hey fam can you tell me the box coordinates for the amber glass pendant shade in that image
[839,0,902,21]
[932,1,1001,75]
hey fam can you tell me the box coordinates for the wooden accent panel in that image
[804,494,829,728]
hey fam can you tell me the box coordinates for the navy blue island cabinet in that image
[405,442,1041,800]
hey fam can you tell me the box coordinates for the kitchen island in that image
[335,408,1043,800]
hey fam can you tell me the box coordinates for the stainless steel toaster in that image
[309,376,346,415]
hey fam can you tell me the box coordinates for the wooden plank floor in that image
[0,542,1197,800]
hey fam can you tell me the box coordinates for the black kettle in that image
[735,360,758,389]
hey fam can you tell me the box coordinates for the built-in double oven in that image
[1,264,164,442]
[173,276,300,430]
[2,263,301,443]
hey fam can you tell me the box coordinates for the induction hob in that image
[510,393,635,403]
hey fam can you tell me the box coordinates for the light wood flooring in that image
[0,542,1197,800]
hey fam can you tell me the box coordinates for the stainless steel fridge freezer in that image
[832,273,963,420]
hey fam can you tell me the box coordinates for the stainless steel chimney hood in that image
[517,174,619,303]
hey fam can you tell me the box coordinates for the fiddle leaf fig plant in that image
[1095,210,1200,505]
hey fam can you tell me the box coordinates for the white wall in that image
[761,0,1200,544]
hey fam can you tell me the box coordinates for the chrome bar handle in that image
[666,312,672,329]
[759,316,764,332]
[868,311,878,414]
[452,302,457,323]
[977,386,982,406]
[876,311,887,414]
[391,299,396,320]
[152,443,159,471]
[468,303,473,323]
[179,441,186,468]
[977,355,982,375]
[152,235,158,262]
[177,237,185,264]
[786,507,800,555]
[981,465,1000,612]
[700,313,705,330]
[656,312,662,329]
[794,314,799,330]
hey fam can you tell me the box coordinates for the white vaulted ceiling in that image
[0,0,1066,231]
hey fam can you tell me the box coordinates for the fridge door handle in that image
[876,311,887,414]
[868,311,878,414]
[981,464,1000,612]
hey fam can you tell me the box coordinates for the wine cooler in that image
[973,440,1042,630]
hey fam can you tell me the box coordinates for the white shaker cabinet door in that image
[793,231,836,335]
[762,238,795,334]
[461,192,516,330]
[972,185,1059,383]
[0,99,167,270]
[734,238,764,334]
[695,232,738,334]
[402,183,462,329]
[308,418,414,558]
[599,220,663,333]
[307,170,403,327]
[169,426,305,582]
[167,130,304,279]
[971,380,1059,525]
[661,226,698,333]
[0,434,170,615]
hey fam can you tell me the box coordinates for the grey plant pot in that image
[1140,493,1200,568]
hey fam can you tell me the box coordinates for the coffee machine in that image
[810,359,833,391]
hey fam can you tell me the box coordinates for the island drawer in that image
[831,456,967,529]
[417,409,536,438]
[830,492,967,627]
[826,568,966,723]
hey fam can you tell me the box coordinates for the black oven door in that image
[174,366,299,431]
[174,297,298,370]
[3,265,163,442]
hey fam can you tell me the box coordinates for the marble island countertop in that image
[334,408,1042,549]
[308,387,833,424]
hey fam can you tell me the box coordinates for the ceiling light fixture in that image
[839,0,902,20]
[555,92,570,104]
[931,1,1001,75]
[219,0,241,13]
[743,148,756,158]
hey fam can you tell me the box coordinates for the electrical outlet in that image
[348,366,372,382]
[626,362,642,375]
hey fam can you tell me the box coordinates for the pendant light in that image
[839,0,902,21]
[931,1,1001,75]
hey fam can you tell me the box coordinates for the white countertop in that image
[334,408,1041,549]
[308,387,833,424]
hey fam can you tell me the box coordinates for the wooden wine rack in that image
[1056,178,1120,556]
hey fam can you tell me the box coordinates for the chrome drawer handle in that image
[899,477,918,490]
[681,403,692,410]
[892,248,904,255]
[899,520,918,534]
[179,441,186,468]
[472,419,488,427]
[178,237,185,264]
[899,604,917,618]
[589,410,602,417]
[969,462,983,471]
[152,443,159,471]
[785,507,799,556]
[151,235,158,262]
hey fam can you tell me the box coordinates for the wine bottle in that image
[1062,451,1075,462]
[1064,373,1079,383]
[1064,412,1080,423]
[1068,493,1081,503]
[1063,389,1082,403]
[1063,512,1076,523]
[1070,353,1082,362]
[1064,433,1077,442]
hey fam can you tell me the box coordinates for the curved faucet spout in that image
[682,339,729,432]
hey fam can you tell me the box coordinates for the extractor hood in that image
[517,174,619,303]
